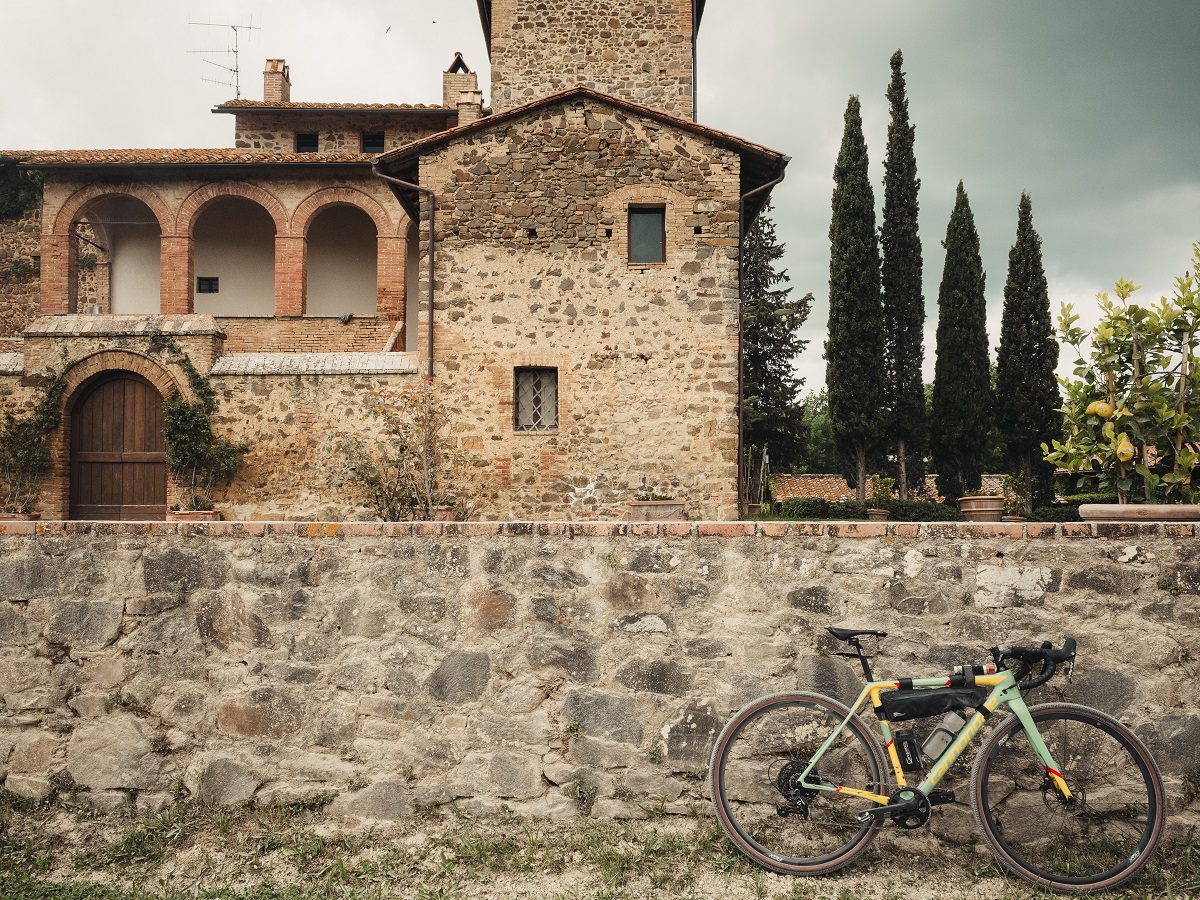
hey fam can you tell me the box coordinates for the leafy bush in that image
[1031,504,1081,522]
[1061,492,1119,505]
[780,497,828,519]
[0,366,67,514]
[0,161,42,220]
[884,500,964,521]
[827,501,869,520]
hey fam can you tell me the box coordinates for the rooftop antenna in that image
[189,17,260,99]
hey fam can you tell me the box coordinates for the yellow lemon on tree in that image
[1086,400,1115,419]
[1116,433,1135,462]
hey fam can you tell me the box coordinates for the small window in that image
[361,131,385,153]
[514,367,558,431]
[197,277,219,294]
[629,206,666,264]
[295,132,319,153]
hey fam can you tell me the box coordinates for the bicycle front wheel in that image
[709,691,888,876]
[970,703,1165,893]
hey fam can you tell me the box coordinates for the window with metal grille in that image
[514,367,558,431]
[629,206,666,264]
[361,131,385,153]
[196,277,219,294]
[295,132,319,152]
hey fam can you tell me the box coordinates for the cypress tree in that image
[996,193,1060,512]
[826,95,885,501]
[880,50,927,500]
[930,181,991,500]
[743,200,812,471]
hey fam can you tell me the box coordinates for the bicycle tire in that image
[970,702,1165,893]
[709,691,888,875]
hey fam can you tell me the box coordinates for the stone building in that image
[0,1,785,521]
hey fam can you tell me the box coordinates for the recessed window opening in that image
[605,228,613,238]
[694,225,703,235]
[629,206,666,264]
[514,367,558,431]
[295,132,319,152]
[197,277,219,293]
[361,132,385,153]
[528,227,538,238]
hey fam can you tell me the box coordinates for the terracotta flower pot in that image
[0,512,40,521]
[957,496,1004,522]
[867,508,889,521]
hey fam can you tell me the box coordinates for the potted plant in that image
[957,489,1005,522]
[628,477,685,521]
[326,379,491,521]
[0,365,66,519]
[163,355,248,520]
[1044,245,1200,521]
[867,474,893,521]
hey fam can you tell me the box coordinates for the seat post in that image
[846,638,875,682]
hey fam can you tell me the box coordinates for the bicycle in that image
[708,627,1165,893]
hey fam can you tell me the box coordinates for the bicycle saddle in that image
[826,627,887,642]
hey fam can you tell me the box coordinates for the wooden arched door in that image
[70,372,166,520]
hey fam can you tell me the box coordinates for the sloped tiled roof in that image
[769,473,1011,504]
[10,149,374,166]
[214,100,452,112]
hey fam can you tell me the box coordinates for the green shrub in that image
[827,500,868,520]
[1031,504,1081,522]
[780,497,828,519]
[1060,492,1119,505]
[885,500,964,521]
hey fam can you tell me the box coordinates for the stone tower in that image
[477,0,703,119]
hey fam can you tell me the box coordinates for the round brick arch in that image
[176,181,289,237]
[52,182,172,236]
[292,187,397,238]
[61,350,190,411]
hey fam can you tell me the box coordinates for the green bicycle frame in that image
[798,670,1073,804]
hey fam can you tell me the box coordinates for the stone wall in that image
[488,0,696,118]
[0,521,1196,837]
[418,96,743,520]
[231,112,453,154]
[0,206,41,344]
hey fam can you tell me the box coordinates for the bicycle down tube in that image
[799,671,1072,804]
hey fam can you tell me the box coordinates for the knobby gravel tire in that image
[969,702,1165,893]
[709,691,889,876]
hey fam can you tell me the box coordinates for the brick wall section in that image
[0,207,41,338]
[0,523,1197,832]
[232,113,453,154]
[215,317,397,353]
[488,0,696,118]
[416,97,742,519]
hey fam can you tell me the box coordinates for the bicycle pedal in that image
[927,790,955,806]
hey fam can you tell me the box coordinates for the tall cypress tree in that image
[930,181,991,500]
[743,200,812,471]
[996,193,1060,512]
[826,95,884,501]
[880,49,927,500]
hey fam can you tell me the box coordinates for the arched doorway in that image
[305,204,378,317]
[70,372,166,520]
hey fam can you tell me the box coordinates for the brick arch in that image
[292,187,396,237]
[52,181,172,236]
[176,181,289,236]
[61,350,190,411]
[598,183,697,257]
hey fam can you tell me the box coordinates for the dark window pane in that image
[514,368,558,430]
[362,132,385,153]
[629,207,665,263]
[196,277,219,294]
[295,132,319,152]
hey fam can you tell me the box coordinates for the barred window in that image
[196,277,219,294]
[514,367,558,431]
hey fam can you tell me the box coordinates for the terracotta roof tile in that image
[10,149,374,165]
[214,100,453,112]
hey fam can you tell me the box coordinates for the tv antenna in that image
[189,17,260,99]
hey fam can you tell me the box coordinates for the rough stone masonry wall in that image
[0,206,42,348]
[0,521,1197,839]
[232,113,452,154]
[489,0,696,118]
[420,98,742,520]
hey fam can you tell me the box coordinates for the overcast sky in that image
[2,1,1196,394]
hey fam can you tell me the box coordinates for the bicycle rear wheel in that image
[970,703,1165,893]
[709,691,888,875]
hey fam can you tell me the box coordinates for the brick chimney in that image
[264,59,291,103]
[442,52,478,109]
[457,91,484,126]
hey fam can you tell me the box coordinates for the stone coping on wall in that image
[0,351,21,374]
[25,314,225,337]
[0,519,1194,539]
[209,352,420,375]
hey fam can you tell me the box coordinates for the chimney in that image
[264,59,291,103]
[442,52,478,109]
[457,91,484,126]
